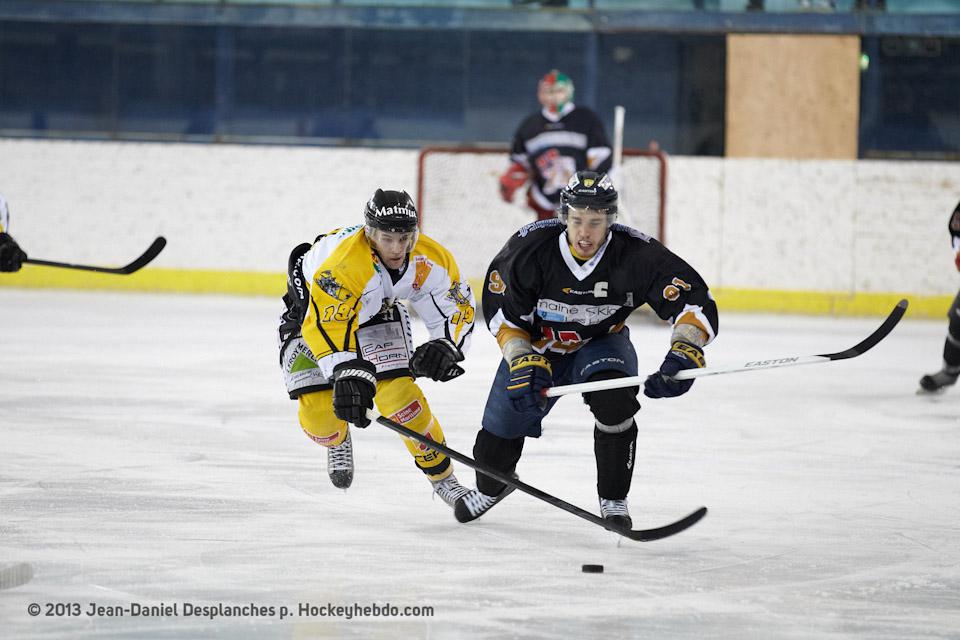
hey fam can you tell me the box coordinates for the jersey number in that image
[662,277,691,302]
[487,270,506,295]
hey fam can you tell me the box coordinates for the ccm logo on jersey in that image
[562,282,608,297]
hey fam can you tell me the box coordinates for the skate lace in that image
[432,476,470,506]
[461,489,498,516]
[599,498,629,518]
[328,435,353,471]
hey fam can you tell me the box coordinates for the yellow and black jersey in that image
[298,225,475,378]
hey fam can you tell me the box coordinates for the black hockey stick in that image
[546,299,909,397]
[370,410,707,542]
[24,236,167,275]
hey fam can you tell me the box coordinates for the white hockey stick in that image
[543,299,908,398]
[609,105,635,227]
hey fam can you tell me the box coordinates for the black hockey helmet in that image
[558,171,618,220]
[363,189,418,233]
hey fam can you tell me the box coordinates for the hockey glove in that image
[506,353,552,411]
[332,359,377,428]
[410,338,465,382]
[0,233,26,272]
[643,341,705,399]
[498,162,528,203]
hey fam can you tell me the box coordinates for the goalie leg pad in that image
[298,388,348,447]
[595,421,638,500]
[583,371,641,426]
[375,377,451,478]
[473,428,525,496]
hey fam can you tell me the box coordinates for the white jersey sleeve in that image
[406,235,476,354]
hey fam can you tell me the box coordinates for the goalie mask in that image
[538,69,574,114]
[363,189,419,267]
[558,171,618,223]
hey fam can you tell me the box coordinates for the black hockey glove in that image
[332,359,377,428]
[0,233,26,272]
[506,353,552,412]
[643,341,705,399]
[410,338,465,382]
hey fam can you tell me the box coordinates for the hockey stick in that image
[544,298,908,398]
[24,236,166,275]
[369,409,707,541]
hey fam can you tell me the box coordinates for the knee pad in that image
[583,371,640,427]
[298,389,346,447]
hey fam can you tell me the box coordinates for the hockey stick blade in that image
[370,410,706,542]
[545,299,909,397]
[24,236,166,275]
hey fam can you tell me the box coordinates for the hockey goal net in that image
[416,146,667,281]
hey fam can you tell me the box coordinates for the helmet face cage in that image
[558,171,618,224]
[538,69,574,114]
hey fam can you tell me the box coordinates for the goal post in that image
[416,145,667,282]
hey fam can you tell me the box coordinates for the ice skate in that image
[918,368,960,394]
[454,481,517,523]
[599,498,632,529]
[430,473,470,508]
[327,431,354,489]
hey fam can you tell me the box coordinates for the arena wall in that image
[1,138,957,318]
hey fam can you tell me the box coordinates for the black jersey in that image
[510,105,612,211]
[482,219,718,355]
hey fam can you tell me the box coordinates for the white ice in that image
[1,288,958,639]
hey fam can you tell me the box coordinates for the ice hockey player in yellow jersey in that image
[0,193,27,272]
[278,188,475,510]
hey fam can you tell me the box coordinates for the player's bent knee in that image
[298,389,346,446]
[583,371,640,426]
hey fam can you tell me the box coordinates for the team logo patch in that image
[316,270,352,302]
[446,281,471,305]
[412,257,432,292]
[392,400,423,424]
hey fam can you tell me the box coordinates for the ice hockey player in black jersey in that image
[454,171,719,529]
[919,199,960,393]
[498,70,612,221]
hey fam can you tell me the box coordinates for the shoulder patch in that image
[315,270,353,302]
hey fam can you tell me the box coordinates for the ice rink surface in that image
[1,288,958,639]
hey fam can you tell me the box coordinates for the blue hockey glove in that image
[506,353,552,411]
[643,341,705,399]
